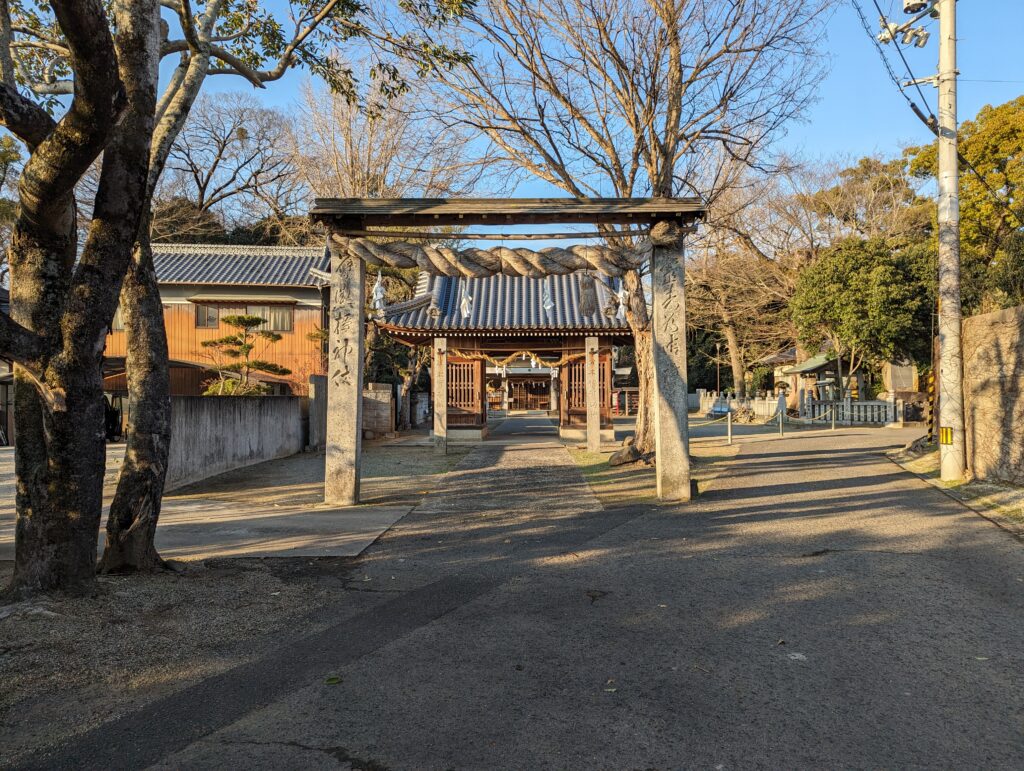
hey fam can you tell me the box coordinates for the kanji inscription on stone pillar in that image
[650,222,692,501]
[585,336,601,453]
[433,337,448,453]
[325,237,366,505]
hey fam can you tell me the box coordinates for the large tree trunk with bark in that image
[5,0,159,596]
[622,269,655,454]
[100,231,171,573]
[398,350,427,430]
[722,322,746,398]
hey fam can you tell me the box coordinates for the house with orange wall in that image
[102,243,329,398]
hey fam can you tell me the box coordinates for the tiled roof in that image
[151,243,329,287]
[381,272,630,333]
[0,286,8,314]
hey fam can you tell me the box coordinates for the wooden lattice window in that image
[560,351,612,428]
[447,361,478,409]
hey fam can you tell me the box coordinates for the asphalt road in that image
[19,420,1024,769]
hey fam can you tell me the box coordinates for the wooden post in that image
[585,335,601,453]
[324,237,366,506]
[433,337,448,453]
[650,222,692,501]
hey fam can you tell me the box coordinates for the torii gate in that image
[309,197,705,505]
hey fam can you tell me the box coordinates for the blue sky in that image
[200,0,1023,201]
[785,1,1024,160]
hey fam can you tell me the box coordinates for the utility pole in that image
[934,0,966,481]
[877,0,965,480]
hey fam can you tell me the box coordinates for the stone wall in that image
[963,305,1024,485]
[413,392,430,427]
[167,396,304,490]
[362,383,395,437]
[307,377,397,447]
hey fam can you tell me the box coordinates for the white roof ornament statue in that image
[617,283,629,320]
[460,286,474,320]
[371,271,386,313]
[542,282,555,323]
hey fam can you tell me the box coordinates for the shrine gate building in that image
[379,271,632,442]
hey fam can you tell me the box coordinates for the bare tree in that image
[155,92,299,236]
[692,156,932,396]
[287,78,491,415]
[291,80,489,198]
[425,0,828,452]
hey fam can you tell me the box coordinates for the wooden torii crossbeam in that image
[310,197,706,504]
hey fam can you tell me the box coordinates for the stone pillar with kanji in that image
[432,337,448,453]
[324,236,366,505]
[650,221,692,501]
[585,336,601,453]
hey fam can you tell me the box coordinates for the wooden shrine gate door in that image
[560,353,612,428]
[509,379,551,411]
[447,357,485,427]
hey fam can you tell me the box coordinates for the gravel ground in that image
[889,441,1024,535]
[0,444,469,763]
[0,557,361,761]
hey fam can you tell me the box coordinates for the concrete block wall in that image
[307,377,397,447]
[963,305,1024,485]
[308,374,327,448]
[167,395,304,490]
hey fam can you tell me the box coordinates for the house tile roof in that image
[782,352,834,375]
[0,286,8,315]
[381,272,630,334]
[152,243,329,287]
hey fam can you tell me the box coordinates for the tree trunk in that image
[11,362,108,594]
[622,269,655,454]
[5,0,160,596]
[722,322,746,398]
[100,232,171,573]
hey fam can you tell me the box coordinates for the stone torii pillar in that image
[585,336,601,453]
[650,221,692,501]
[324,237,367,505]
[432,337,447,453]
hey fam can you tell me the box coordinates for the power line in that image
[869,0,935,113]
[852,0,1024,230]
[850,0,934,123]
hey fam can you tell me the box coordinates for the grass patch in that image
[890,443,1024,529]
[567,441,739,506]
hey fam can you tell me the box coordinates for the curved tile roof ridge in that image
[151,243,325,255]
[380,271,629,333]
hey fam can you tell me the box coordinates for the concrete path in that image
[19,420,1024,769]
[0,446,456,561]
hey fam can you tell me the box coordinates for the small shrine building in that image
[378,271,633,441]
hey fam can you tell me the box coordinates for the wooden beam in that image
[326,228,655,241]
[310,197,706,228]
